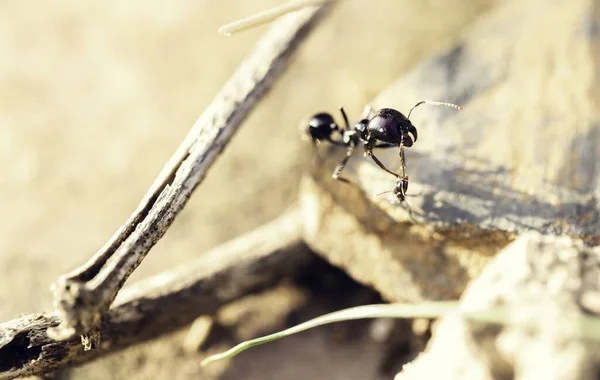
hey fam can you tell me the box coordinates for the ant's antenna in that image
[407,100,462,120]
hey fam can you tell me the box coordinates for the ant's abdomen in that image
[307,112,336,141]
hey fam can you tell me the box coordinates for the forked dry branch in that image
[46,2,332,343]
[0,210,313,379]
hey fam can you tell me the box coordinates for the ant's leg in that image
[365,149,401,178]
[397,147,423,222]
[311,135,345,164]
[332,143,357,185]
[399,184,423,222]
[395,145,421,197]
[401,199,422,224]
[398,144,408,178]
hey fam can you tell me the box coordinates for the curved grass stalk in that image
[201,300,600,366]
[201,301,458,366]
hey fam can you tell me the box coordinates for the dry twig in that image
[48,3,331,341]
[0,210,312,379]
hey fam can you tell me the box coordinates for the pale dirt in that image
[0,1,495,378]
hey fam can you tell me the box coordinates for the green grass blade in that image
[201,298,600,367]
[201,301,458,366]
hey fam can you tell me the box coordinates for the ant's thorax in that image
[341,118,370,145]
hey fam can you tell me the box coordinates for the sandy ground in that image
[0,1,496,378]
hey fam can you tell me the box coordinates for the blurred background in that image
[0,1,498,378]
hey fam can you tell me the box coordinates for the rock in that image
[300,176,501,301]
[395,232,600,380]
[301,0,600,302]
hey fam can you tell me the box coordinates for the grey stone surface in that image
[368,0,600,240]
[302,0,600,303]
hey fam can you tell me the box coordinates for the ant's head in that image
[367,108,417,147]
[306,112,337,142]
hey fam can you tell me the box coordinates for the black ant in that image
[306,101,462,215]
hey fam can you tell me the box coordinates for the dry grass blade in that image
[218,0,332,36]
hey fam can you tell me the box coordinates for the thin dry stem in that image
[218,0,331,36]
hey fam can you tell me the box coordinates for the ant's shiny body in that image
[306,101,461,209]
